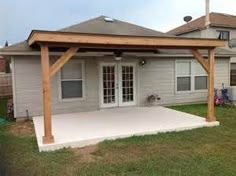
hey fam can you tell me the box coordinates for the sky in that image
[1,0,236,46]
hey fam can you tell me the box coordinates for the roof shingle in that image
[1,16,169,53]
[168,12,236,35]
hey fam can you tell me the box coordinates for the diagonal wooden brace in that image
[191,49,209,74]
[50,47,79,77]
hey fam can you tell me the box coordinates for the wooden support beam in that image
[50,47,79,77]
[207,49,216,122]
[28,31,226,48]
[191,49,209,73]
[40,44,54,144]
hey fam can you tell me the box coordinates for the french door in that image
[100,62,136,108]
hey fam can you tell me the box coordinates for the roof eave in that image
[174,28,201,36]
[210,23,236,29]
[27,30,225,49]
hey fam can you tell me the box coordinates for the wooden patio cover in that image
[28,30,225,144]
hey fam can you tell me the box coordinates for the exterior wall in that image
[201,27,236,50]
[138,57,230,106]
[13,56,99,118]
[12,56,230,118]
[0,57,6,73]
[179,27,236,51]
[201,27,236,39]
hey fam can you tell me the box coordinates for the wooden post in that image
[40,44,54,144]
[207,49,216,122]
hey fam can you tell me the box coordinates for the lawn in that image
[0,104,236,176]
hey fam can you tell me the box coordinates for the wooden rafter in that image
[191,49,209,73]
[49,47,79,77]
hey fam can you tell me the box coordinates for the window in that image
[192,61,208,90]
[230,63,236,86]
[218,31,230,41]
[176,61,191,91]
[60,60,84,99]
[176,60,207,92]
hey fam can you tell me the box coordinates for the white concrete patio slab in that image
[33,106,219,152]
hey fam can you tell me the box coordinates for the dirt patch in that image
[8,120,35,136]
[194,143,217,155]
[96,143,167,164]
[72,145,100,163]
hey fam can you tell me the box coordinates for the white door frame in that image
[99,62,136,108]
[99,62,118,108]
[118,62,136,107]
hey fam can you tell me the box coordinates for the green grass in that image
[0,104,236,176]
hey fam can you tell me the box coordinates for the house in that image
[0,16,225,145]
[168,12,236,88]
[0,56,6,73]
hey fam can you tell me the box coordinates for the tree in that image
[5,41,8,47]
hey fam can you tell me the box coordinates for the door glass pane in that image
[103,66,115,104]
[122,66,134,102]
[177,77,191,91]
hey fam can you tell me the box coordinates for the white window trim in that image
[58,60,86,102]
[217,30,230,41]
[230,62,236,87]
[175,59,208,94]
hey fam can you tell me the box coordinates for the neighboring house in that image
[0,16,231,119]
[0,56,6,73]
[168,12,236,88]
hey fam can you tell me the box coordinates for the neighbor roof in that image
[168,12,236,35]
[1,16,169,53]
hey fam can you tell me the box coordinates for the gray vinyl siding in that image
[12,56,230,118]
[138,57,230,106]
[13,56,99,118]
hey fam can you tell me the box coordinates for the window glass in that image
[176,62,191,76]
[177,77,191,91]
[62,81,83,98]
[218,31,230,41]
[61,60,83,99]
[230,63,236,86]
[192,61,206,75]
[61,62,82,79]
[176,60,208,92]
[195,76,208,90]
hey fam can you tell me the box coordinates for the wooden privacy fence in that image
[0,74,12,97]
